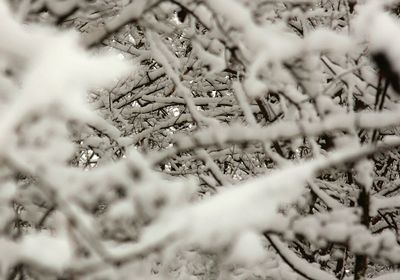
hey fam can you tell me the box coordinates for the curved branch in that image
[265,234,338,280]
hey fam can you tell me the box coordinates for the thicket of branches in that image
[3,0,400,279]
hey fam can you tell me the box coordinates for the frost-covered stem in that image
[265,235,338,280]
[372,79,390,143]
[377,210,397,233]
[256,98,285,158]
[308,180,343,210]
[353,257,367,279]
[36,205,56,230]
[353,161,372,280]
[334,248,347,279]
[69,228,179,277]
[147,31,210,126]
[322,63,366,96]
[196,149,229,186]
[263,142,288,166]
[150,109,400,164]
[7,263,25,280]
[353,198,369,280]
[2,156,114,265]
[167,0,210,29]
[82,0,160,48]
[151,125,400,168]
[233,81,287,160]
[233,81,257,126]
[109,71,167,107]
